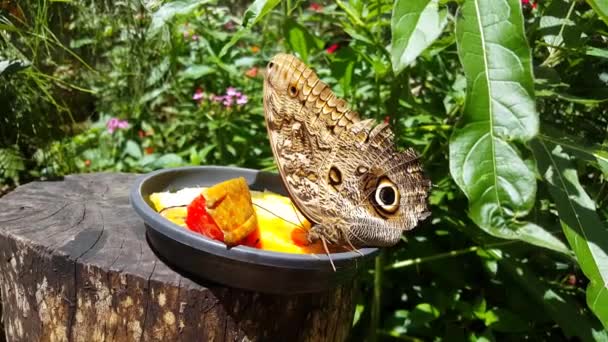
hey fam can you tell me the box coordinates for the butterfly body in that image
[263,53,430,247]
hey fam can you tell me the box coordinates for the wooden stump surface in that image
[0,173,355,342]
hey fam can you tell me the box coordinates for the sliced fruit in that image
[202,177,259,246]
[250,190,325,254]
[149,187,202,211]
[186,195,224,241]
[159,206,188,226]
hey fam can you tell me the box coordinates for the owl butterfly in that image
[263,53,431,257]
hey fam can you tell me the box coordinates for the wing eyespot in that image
[289,85,298,97]
[371,177,400,216]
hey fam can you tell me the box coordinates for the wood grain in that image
[0,173,355,341]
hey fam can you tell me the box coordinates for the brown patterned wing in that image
[263,53,430,247]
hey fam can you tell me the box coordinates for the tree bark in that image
[0,173,355,341]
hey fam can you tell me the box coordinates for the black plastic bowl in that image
[129,166,378,294]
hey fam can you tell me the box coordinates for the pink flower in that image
[236,95,248,105]
[226,87,238,97]
[212,95,225,102]
[521,0,529,4]
[193,87,204,101]
[191,34,199,41]
[107,117,129,134]
[222,96,234,107]
[326,43,339,54]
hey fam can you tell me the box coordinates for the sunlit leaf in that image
[151,153,185,168]
[540,0,581,55]
[282,18,323,63]
[123,140,142,159]
[586,0,608,25]
[180,65,214,79]
[531,139,608,330]
[539,128,608,177]
[146,57,170,86]
[242,0,281,27]
[390,0,447,75]
[148,0,209,36]
[450,0,568,253]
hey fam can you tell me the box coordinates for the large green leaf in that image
[586,0,608,25]
[450,0,569,254]
[148,0,208,37]
[282,18,323,63]
[390,0,447,75]
[531,139,608,330]
[539,127,608,178]
[242,0,281,27]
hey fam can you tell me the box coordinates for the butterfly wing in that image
[263,54,430,247]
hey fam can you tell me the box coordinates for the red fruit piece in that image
[241,228,261,249]
[186,195,224,242]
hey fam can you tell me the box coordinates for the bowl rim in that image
[129,165,378,270]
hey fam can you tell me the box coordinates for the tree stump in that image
[0,173,356,341]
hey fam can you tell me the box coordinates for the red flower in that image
[145,147,154,154]
[567,274,577,286]
[309,3,323,12]
[245,67,259,78]
[84,160,91,167]
[521,0,529,4]
[531,2,538,9]
[326,43,339,54]
[384,116,390,124]
[138,130,146,138]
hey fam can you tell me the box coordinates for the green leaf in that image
[330,47,357,97]
[123,140,142,159]
[180,65,214,79]
[538,128,608,177]
[0,147,25,184]
[531,139,608,330]
[540,0,580,54]
[146,57,170,86]
[449,0,568,253]
[282,18,323,63]
[409,303,441,326]
[390,0,447,75]
[242,0,281,27]
[218,0,280,58]
[586,0,608,25]
[485,308,528,332]
[151,153,185,169]
[148,0,208,37]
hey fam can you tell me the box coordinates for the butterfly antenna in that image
[289,199,305,228]
[252,203,303,228]
[346,236,363,257]
[321,237,336,272]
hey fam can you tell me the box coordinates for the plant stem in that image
[369,250,384,342]
[385,240,517,270]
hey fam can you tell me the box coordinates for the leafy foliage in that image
[2,0,608,340]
